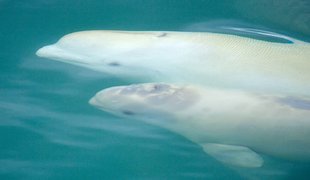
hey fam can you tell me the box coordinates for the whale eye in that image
[156,32,167,38]
[108,62,121,67]
[122,110,135,116]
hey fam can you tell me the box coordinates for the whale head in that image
[36,30,194,79]
[89,83,200,119]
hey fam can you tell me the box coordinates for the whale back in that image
[37,30,310,95]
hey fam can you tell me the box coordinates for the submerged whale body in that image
[36,30,310,167]
[36,30,310,96]
[89,83,310,168]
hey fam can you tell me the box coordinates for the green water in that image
[1,0,310,179]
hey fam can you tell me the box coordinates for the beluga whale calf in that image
[36,30,310,96]
[89,83,310,168]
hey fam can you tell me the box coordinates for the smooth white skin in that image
[89,83,310,162]
[36,30,310,96]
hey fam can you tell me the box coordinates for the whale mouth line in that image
[36,45,94,66]
[55,58,88,65]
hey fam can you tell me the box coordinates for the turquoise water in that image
[1,0,310,179]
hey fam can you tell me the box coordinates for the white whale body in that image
[89,83,310,168]
[36,30,310,96]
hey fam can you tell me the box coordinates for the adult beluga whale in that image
[36,30,310,96]
[89,83,310,168]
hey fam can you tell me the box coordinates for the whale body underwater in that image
[37,30,310,167]
[36,30,310,96]
[89,83,310,167]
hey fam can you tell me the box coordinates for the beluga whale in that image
[36,30,310,168]
[36,30,310,96]
[89,83,310,168]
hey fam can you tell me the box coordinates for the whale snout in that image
[36,45,54,57]
[88,84,172,110]
[88,86,125,108]
[88,96,98,107]
[36,45,85,64]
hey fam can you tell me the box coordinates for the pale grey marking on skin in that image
[150,84,171,93]
[120,84,172,95]
[146,85,199,109]
[120,86,136,95]
[147,94,172,105]
[279,97,310,110]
